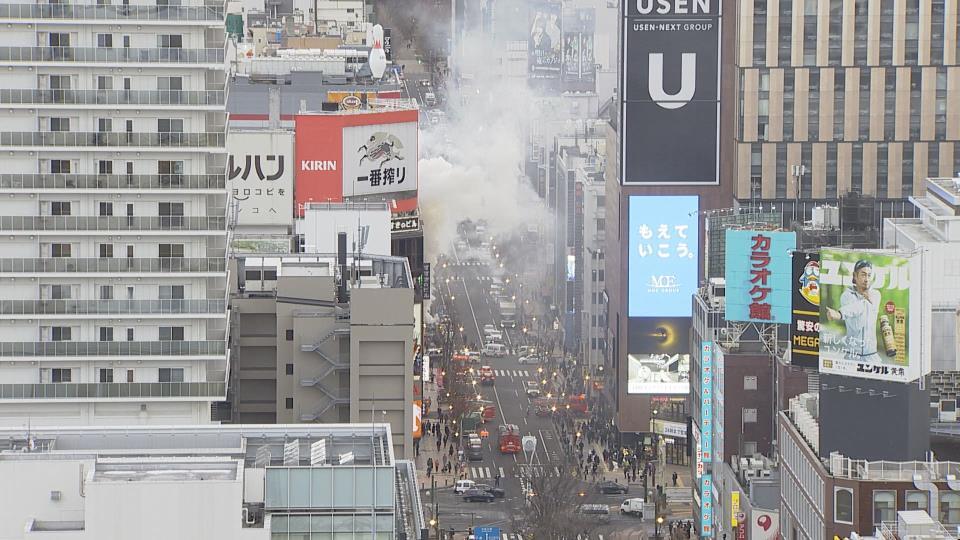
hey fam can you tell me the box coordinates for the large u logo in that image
[648,53,696,110]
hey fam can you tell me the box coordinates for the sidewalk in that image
[415,380,459,491]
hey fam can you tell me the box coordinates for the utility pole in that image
[792,164,807,225]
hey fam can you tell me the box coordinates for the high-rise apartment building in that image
[0,0,229,425]
[735,0,960,217]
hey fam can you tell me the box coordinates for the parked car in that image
[454,479,476,494]
[620,498,646,517]
[576,504,611,523]
[597,481,629,494]
[462,488,496,502]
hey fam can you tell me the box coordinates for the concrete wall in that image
[0,458,90,539]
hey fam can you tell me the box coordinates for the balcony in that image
[0,173,225,190]
[0,3,225,21]
[0,89,225,107]
[0,257,226,273]
[0,299,225,315]
[0,340,226,357]
[0,215,225,231]
[0,381,227,400]
[0,131,224,148]
[0,46,224,65]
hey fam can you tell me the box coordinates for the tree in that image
[509,458,606,540]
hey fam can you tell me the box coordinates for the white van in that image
[454,479,476,494]
[485,330,503,342]
[619,498,645,517]
[482,343,507,357]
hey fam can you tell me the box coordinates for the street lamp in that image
[655,516,664,539]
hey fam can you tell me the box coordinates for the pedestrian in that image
[436,439,441,452]
[495,474,501,487]
[672,471,678,486]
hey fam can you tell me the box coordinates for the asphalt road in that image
[433,242,648,539]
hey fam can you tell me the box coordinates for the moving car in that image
[466,350,481,363]
[473,484,506,498]
[620,498,646,517]
[518,355,540,365]
[576,504,611,523]
[483,324,497,334]
[597,481,629,494]
[462,488,495,502]
[482,343,507,357]
[454,479,476,494]
[523,380,541,397]
[484,330,503,342]
[479,365,495,385]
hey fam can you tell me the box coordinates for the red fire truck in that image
[498,424,522,454]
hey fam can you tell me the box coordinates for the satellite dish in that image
[368,39,387,79]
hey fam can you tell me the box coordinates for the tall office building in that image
[735,0,960,218]
[0,0,229,425]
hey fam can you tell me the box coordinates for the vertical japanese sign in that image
[226,130,295,226]
[730,491,740,527]
[819,249,924,383]
[701,473,714,537]
[529,2,562,81]
[341,121,418,197]
[562,7,596,92]
[628,195,699,317]
[699,341,713,469]
[421,262,431,300]
[724,230,796,324]
[621,0,722,185]
[790,251,821,369]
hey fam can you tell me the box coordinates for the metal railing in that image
[0,89,225,106]
[0,215,225,231]
[0,3,225,21]
[0,131,224,147]
[0,257,226,273]
[0,46,225,64]
[0,299,225,315]
[0,340,226,356]
[0,381,227,400]
[0,173,225,190]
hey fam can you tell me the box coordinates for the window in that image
[51,327,72,341]
[99,202,113,216]
[158,202,184,216]
[49,117,70,132]
[98,243,113,258]
[49,75,71,90]
[99,327,114,342]
[96,75,113,90]
[744,376,758,390]
[286,329,294,341]
[158,243,184,258]
[873,490,896,524]
[99,285,113,300]
[159,326,184,341]
[835,487,854,523]
[52,368,72,383]
[158,285,184,300]
[126,369,134,382]
[286,363,294,375]
[941,492,960,524]
[906,491,929,512]
[157,118,184,133]
[98,160,113,174]
[263,270,278,280]
[51,243,71,258]
[743,408,758,423]
[157,34,183,48]
[98,368,113,383]
[49,285,71,299]
[245,270,262,281]
[51,201,71,216]
[97,118,112,133]
[285,397,294,409]
[158,367,184,383]
[48,32,70,47]
[50,160,71,174]
[157,76,183,91]
[126,328,134,341]
[743,441,758,456]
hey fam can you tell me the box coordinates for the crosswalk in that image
[492,369,531,377]
[468,465,507,480]
[468,464,566,480]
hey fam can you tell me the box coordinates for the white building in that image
[0,424,425,540]
[0,0,230,425]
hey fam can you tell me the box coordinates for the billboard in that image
[529,2,562,80]
[790,251,821,369]
[627,353,689,394]
[628,317,691,354]
[341,121,418,197]
[700,341,713,463]
[628,196,699,317]
[700,473,714,537]
[750,510,780,540]
[227,130,295,226]
[562,7,596,91]
[294,115,344,213]
[620,0,722,184]
[819,249,922,383]
[724,230,796,324]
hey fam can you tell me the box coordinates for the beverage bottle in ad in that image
[879,314,897,357]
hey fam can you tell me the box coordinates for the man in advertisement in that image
[824,260,881,364]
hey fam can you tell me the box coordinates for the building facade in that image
[735,0,960,218]
[0,0,230,425]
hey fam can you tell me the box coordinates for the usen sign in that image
[634,0,711,15]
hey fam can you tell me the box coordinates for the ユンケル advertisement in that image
[628,195,699,317]
[227,130,295,227]
[724,229,796,324]
[819,249,922,383]
[341,121,418,197]
[790,251,820,369]
[529,2,562,80]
